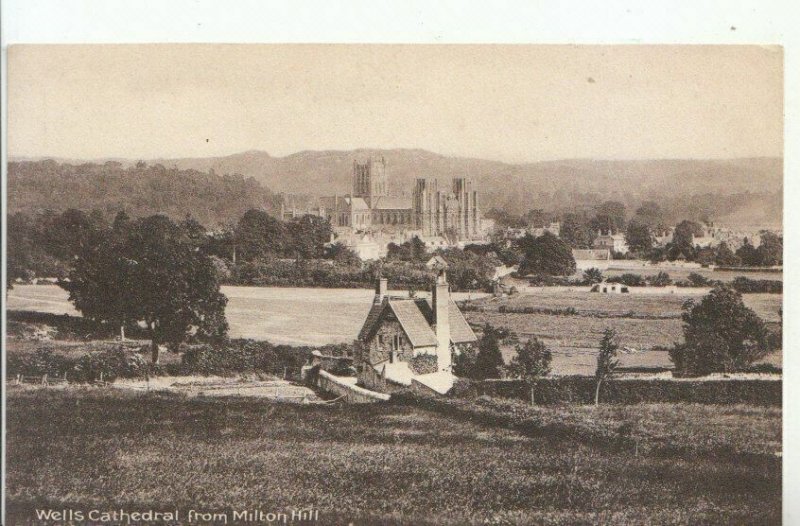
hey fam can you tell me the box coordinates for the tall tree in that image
[234,209,287,262]
[473,324,506,380]
[625,219,654,253]
[593,201,627,233]
[505,337,552,404]
[757,231,783,267]
[594,328,620,405]
[670,220,703,260]
[633,201,665,229]
[559,213,596,249]
[517,232,576,277]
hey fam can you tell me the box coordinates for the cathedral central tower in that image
[352,157,388,208]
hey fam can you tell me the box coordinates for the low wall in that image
[316,369,390,403]
[360,363,410,394]
[456,377,781,406]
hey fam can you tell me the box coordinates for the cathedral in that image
[281,157,482,242]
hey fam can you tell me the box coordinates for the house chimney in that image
[431,267,451,372]
[375,277,388,304]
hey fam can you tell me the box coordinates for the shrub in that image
[409,353,439,375]
[687,272,713,287]
[647,272,672,287]
[730,277,782,294]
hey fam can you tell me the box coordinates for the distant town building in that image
[592,231,629,254]
[282,157,482,243]
[530,222,561,238]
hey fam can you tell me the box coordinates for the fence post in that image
[16,374,21,385]
[42,374,48,386]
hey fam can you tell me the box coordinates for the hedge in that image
[453,377,781,406]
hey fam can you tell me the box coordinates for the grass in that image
[463,291,782,374]
[6,388,781,525]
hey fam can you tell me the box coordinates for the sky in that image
[7,44,783,163]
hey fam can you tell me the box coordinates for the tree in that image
[668,286,771,376]
[234,209,287,262]
[473,324,506,380]
[518,232,576,277]
[714,242,740,266]
[593,201,627,233]
[757,231,783,267]
[583,267,604,284]
[735,239,761,266]
[505,337,552,404]
[325,242,361,266]
[63,215,229,363]
[670,220,703,260]
[287,214,332,259]
[452,343,479,379]
[648,271,672,287]
[559,213,596,249]
[633,201,665,229]
[594,328,620,405]
[625,219,654,253]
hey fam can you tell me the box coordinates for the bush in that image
[409,353,439,375]
[730,277,782,294]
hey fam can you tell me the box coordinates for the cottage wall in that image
[366,319,414,366]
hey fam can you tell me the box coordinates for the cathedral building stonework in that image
[281,157,482,242]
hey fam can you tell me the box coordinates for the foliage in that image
[7,160,280,227]
[473,324,507,380]
[756,231,783,267]
[409,353,439,375]
[594,328,620,405]
[669,286,772,376]
[386,236,429,263]
[559,212,596,249]
[714,242,740,266]
[730,277,782,294]
[625,219,654,253]
[582,267,604,284]
[647,272,672,287]
[517,232,576,277]
[687,272,713,287]
[62,215,229,363]
[505,338,552,402]
[608,273,645,287]
[591,201,627,234]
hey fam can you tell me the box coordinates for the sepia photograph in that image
[2,36,786,525]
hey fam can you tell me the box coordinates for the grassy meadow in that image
[6,388,781,525]
[463,291,783,373]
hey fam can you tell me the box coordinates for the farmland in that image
[5,388,781,525]
[7,284,782,375]
[462,291,782,374]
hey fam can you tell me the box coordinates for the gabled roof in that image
[357,296,477,347]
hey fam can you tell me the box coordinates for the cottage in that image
[353,257,477,394]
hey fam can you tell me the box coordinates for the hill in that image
[7,159,280,227]
[153,150,783,226]
[8,151,783,227]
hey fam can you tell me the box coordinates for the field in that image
[7,284,782,375]
[463,291,782,374]
[5,284,486,346]
[5,388,781,525]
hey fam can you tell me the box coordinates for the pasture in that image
[7,284,782,375]
[463,291,782,374]
[5,388,781,525]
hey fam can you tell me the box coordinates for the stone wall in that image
[316,370,390,403]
